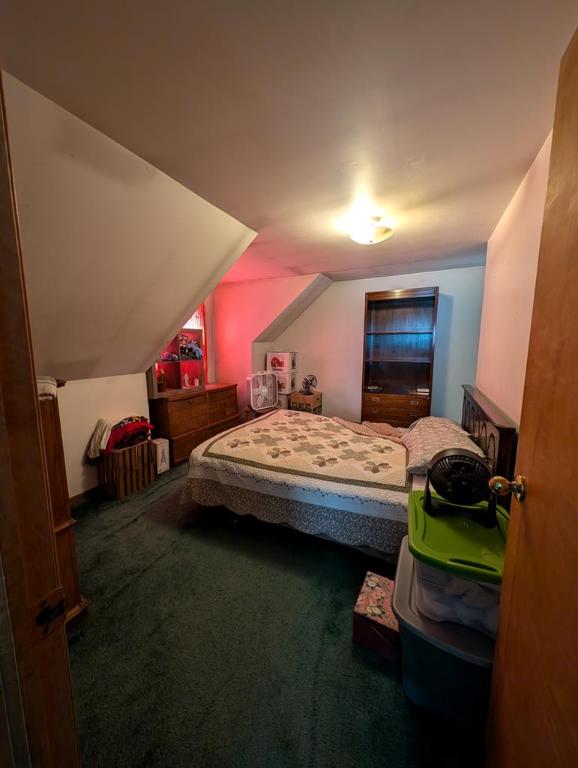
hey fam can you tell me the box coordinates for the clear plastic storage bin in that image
[414,558,500,638]
[393,538,494,725]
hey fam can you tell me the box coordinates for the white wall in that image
[57,374,149,497]
[476,135,551,424]
[4,73,255,381]
[273,266,485,423]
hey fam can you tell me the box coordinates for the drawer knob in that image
[410,399,420,406]
[371,397,379,402]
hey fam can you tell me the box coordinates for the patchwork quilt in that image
[184,410,410,523]
[203,409,407,490]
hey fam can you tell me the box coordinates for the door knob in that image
[489,475,527,502]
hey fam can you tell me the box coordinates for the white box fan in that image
[247,371,279,411]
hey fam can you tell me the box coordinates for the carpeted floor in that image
[69,465,483,768]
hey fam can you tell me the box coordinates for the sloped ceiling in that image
[254,275,333,343]
[213,274,328,409]
[1,1,577,282]
[4,74,256,380]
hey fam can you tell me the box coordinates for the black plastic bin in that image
[392,537,495,725]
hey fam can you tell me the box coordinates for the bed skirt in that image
[181,478,407,556]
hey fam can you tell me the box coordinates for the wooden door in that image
[0,74,80,766]
[485,28,578,768]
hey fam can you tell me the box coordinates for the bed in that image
[181,386,517,555]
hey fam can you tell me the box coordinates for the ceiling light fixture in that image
[349,215,394,245]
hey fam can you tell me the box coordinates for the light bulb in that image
[349,216,393,245]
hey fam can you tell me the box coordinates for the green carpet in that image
[69,466,483,768]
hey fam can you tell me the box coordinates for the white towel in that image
[87,418,117,460]
[36,375,57,400]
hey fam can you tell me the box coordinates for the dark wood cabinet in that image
[39,390,90,624]
[149,383,240,464]
[362,287,438,427]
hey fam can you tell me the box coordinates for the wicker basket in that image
[98,440,155,499]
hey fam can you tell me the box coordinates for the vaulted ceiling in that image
[4,75,255,380]
[1,1,577,282]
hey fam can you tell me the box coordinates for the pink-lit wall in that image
[212,274,320,410]
[476,134,552,424]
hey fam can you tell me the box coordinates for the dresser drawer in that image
[363,406,379,418]
[406,397,428,411]
[168,395,209,438]
[362,392,430,427]
[208,386,236,403]
[364,393,429,409]
[382,406,416,420]
[364,405,414,421]
[171,414,241,464]
[363,394,385,407]
[208,390,238,423]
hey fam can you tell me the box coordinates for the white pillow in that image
[402,417,485,474]
[406,416,466,434]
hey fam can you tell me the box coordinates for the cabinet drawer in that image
[208,386,236,403]
[171,414,241,464]
[382,417,412,428]
[407,397,428,411]
[362,410,420,428]
[171,429,210,464]
[363,393,429,410]
[363,405,387,418]
[209,400,238,423]
[364,394,385,406]
[168,396,208,438]
[382,406,415,420]
[208,392,238,423]
[364,405,411,420]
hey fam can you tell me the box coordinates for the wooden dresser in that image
[362,391,430,427]
[39,388,90,625]
[149,383,240,464]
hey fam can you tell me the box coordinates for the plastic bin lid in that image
[407,490,508,585]
[392,538,494,667]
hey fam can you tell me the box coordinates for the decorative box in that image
[266,352,298,373]
[353,571,400,662]
[152,437,170,474]
[290,392,322,414]
[98,440,155,500]
[276,372,298,394]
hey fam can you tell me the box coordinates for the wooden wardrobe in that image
[39,383,89,625]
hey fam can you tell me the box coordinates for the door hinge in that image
[34,587,65,637]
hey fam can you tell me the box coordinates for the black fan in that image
[423,449,497,527]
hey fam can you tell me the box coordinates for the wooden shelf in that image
[367,357,432,364]
[365,386,430,396]
[365,330,434,335]
[362,287,438,426]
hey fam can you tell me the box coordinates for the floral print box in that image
[353,571,400,662]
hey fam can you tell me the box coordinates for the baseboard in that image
[69,486,100,508]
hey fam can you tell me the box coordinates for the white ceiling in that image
[1,1,577,282]
[5,75,254,379]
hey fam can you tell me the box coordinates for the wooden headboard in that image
[461,385,518,489]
